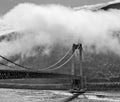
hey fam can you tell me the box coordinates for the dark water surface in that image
[0,88,120,102]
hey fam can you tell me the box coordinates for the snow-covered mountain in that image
[74,0,120,11]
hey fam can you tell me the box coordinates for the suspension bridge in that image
[0,43,86,90]
[0,43,119,91]
[0,43,82,76]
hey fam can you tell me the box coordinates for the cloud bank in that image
[0,3,120,58]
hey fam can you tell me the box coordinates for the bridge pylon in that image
[70,43,86,93]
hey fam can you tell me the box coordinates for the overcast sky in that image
[0,0,113,15]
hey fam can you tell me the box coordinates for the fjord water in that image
[0,88,120,102]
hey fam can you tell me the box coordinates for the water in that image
[0,88,120,102]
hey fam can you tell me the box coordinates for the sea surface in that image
[0,88,120,102]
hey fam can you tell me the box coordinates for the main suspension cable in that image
[39,47,72,71]
[0,55,32,70]
[0,47,72,71]
[46,51,75,71]
[48,44,81,71]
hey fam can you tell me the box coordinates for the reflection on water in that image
[0,88,120,102]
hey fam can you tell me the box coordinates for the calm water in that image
[0,88,120,102]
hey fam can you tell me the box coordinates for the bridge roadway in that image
[88,82,120,91]
[0,69,77,90]
[0,69,120,90]
[0,69,79,79]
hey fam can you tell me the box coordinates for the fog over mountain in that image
[0,0,120,79]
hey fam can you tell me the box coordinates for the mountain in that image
[1,1,120,81]
[74,0,120,11]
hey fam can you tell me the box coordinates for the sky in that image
[0,0,113,15]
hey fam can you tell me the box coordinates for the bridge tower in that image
[70,43,86,92]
